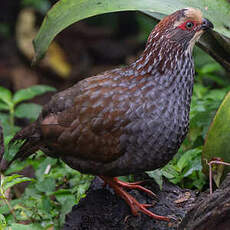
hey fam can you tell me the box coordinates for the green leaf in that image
[0,199,22,215]
[9,223,44,230]
[0,102,9,111]
[1,174,33,191]
[177,148,202,172]
[183,156,202,177]
[161,164,182,183]
[200,63,222,74]
[35,177,56,193]
[3,135,21,161]
[4,160,32,175]
[146,169,163,190]
[13,85,56,105]
[35,157,57,180]
[192,171,206,190]
[202,91,230,186]
[52,189,72,200]
[212,162,225,187]
[33,0,230,62]
[0,86,13,107]
[0,214,6,230]
[0,113,11,137]
[1,174,22,186]
[15,103,42,120]
[41,196,52,213]
[4,177,33,191]
[55,190,75,225]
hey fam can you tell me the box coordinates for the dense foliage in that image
[0,85,93,229]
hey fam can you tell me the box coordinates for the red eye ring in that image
[178,20,197,31]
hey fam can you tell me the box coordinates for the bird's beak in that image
[201,18,214,30]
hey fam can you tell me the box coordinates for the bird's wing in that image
[39,68,143,163]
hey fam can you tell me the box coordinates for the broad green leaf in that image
[15,103,42,120]
[202,91,230,186]
[33,0,230,62]
[13,85,56,104]
[0,86,13,107]
[4,177,33,191]
[1,174,22,187]
[177,148,202,172]
[1,174,33,191]
[35,177,56,193]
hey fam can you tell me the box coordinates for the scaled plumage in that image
[10,8,213,220]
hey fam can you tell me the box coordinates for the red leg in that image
[113,177,156,197]
[100,176,170,222]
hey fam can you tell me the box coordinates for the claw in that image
[167,215,178,222]
[143,204,154,208]
[100,176,170,222]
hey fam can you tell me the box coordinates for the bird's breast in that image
[118,68,194,172]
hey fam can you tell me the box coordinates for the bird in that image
[9,8,213,221]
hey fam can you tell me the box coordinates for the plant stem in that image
[0,122,4,166]
[9,107,14,127]
[0,174,17,221]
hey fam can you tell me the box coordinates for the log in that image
[63,175,197,230]
[63,174,230,230]
[179,173,230,230]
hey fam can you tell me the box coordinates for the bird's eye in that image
[178,20,197,31]
[186,21,194,30]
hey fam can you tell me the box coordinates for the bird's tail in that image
[8,122,41,166]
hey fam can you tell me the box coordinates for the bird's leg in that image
[112,177,156,197]
[100,176,170,222]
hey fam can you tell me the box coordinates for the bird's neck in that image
[133,32,193,76]
[126,32,195,108]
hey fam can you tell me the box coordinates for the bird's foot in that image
[113,177,156,198]
[100,176,170,222]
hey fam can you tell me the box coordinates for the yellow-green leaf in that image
[202,91,230,186]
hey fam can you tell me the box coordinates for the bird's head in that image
[134,8,213,74]
[152,8,213,52]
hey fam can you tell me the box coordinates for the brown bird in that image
[9,8,213,221]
